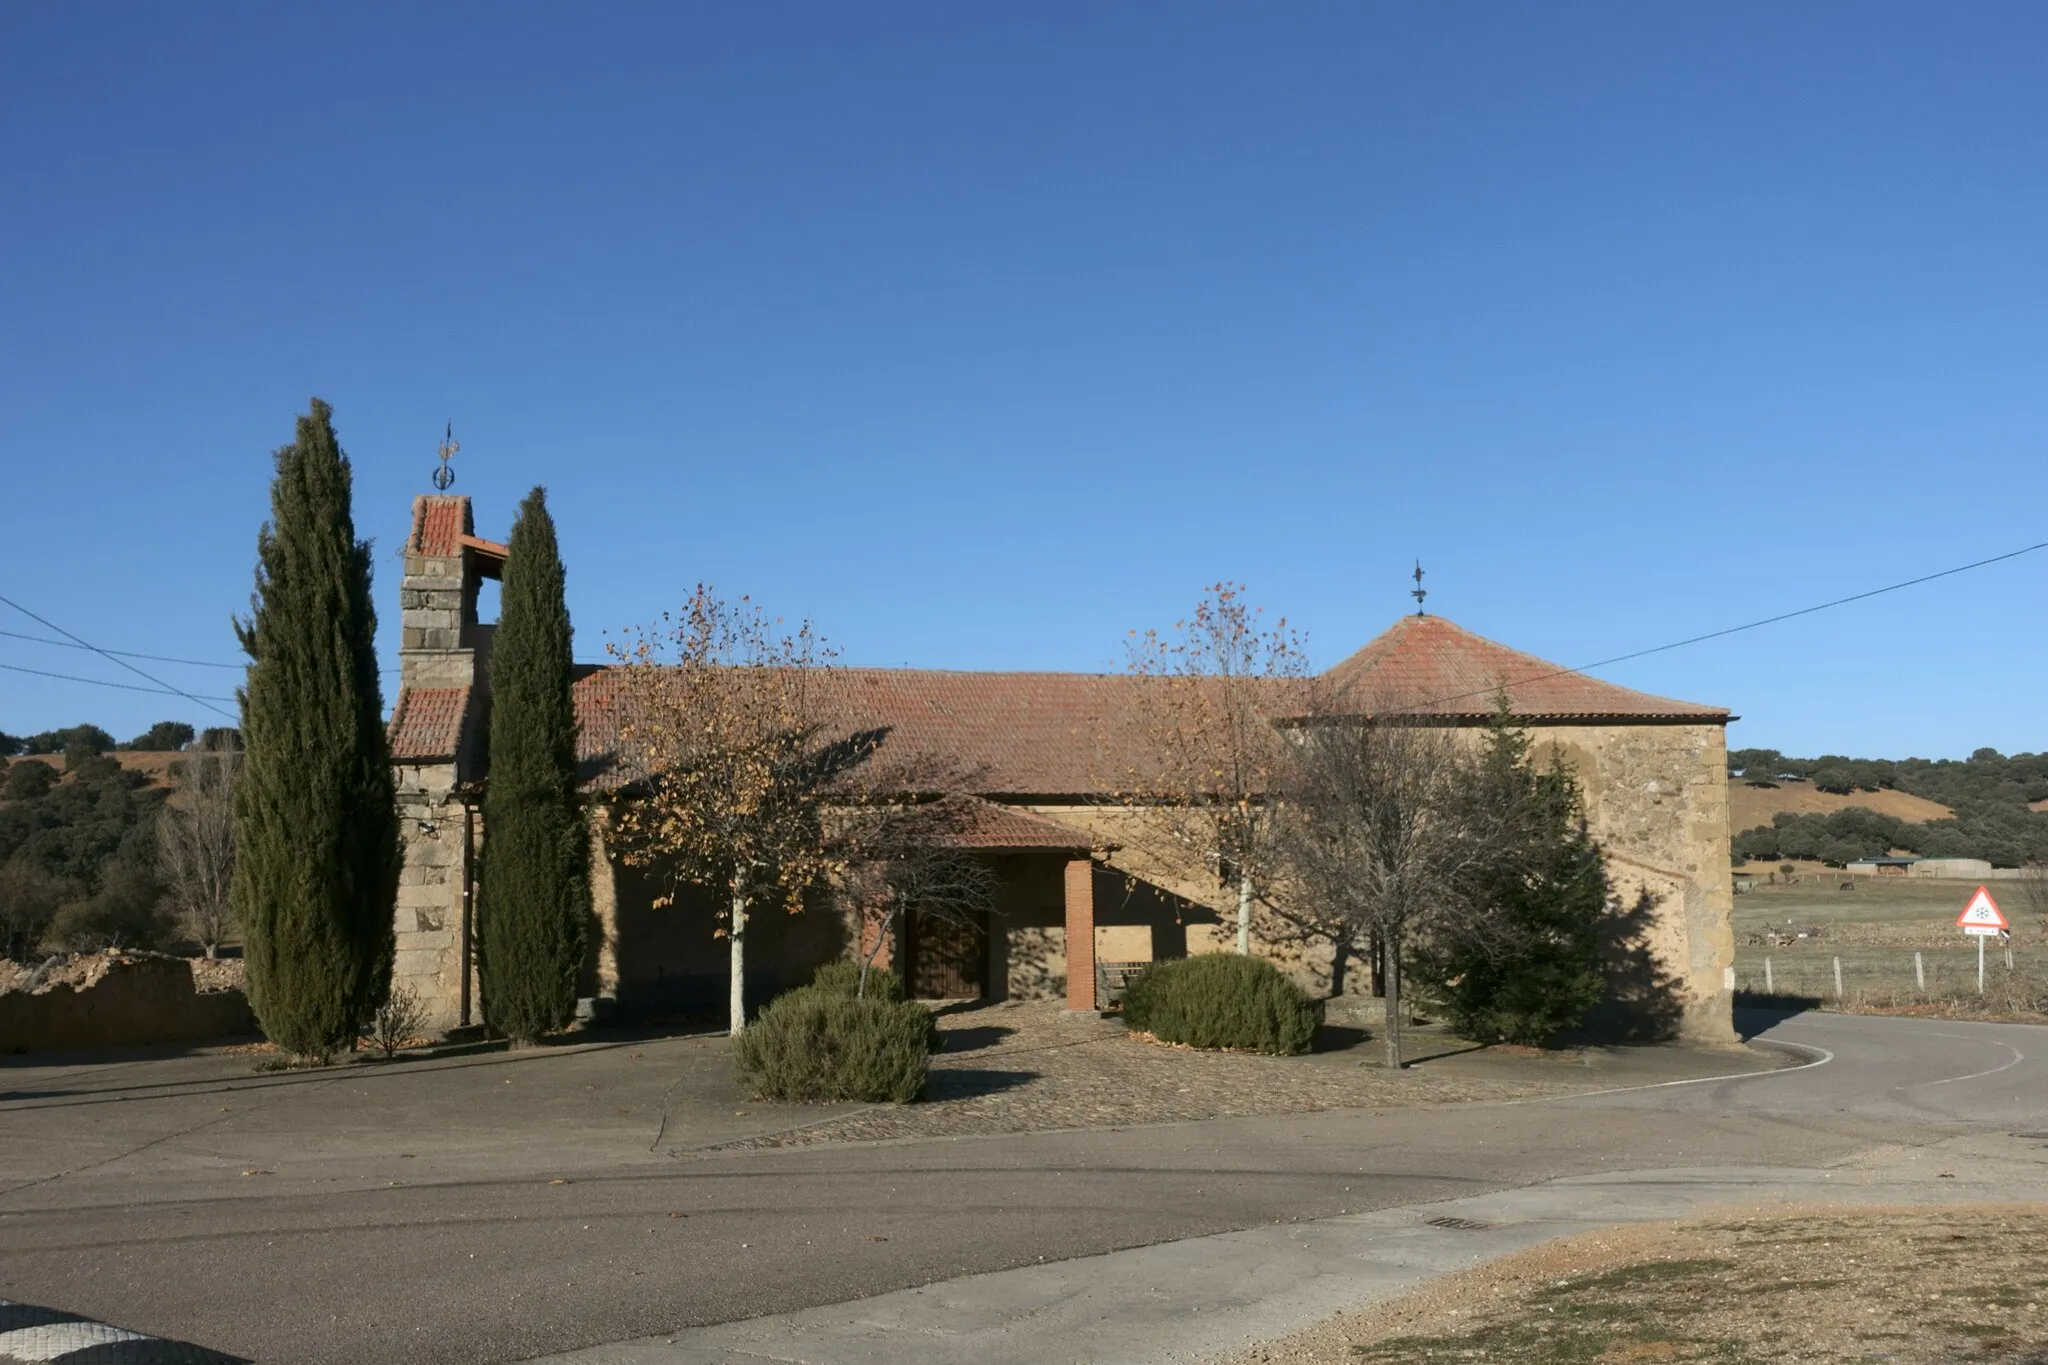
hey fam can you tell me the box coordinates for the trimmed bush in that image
[809,959,908,1003]
[1121,953,1322,1055]
[735,984,930,1103]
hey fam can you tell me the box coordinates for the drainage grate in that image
[1424,1216,1491,1231]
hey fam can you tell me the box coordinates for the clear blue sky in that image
[3,3,2043,759]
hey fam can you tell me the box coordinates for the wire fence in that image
[1734,942,2047,1016]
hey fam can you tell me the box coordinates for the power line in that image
[0,593,238,720]
[0,627,245,670]
[0,626,401,676]
[0,661,238,704]
[1399,538,2048,714]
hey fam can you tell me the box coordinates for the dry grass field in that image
[1731,875,2046,1015]
[1218,1206,2048,1365]
[1726,781,1952,832]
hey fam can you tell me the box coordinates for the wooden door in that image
[908,909,987,1000]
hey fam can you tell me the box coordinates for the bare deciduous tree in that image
[1118,583,1307,956]
[156,736,240,958]
[2020,860,2048,929]
[836,792,1002,997]
[1273,700,1497,1070]
[608,586,846,1036]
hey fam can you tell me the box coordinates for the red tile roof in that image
[1318,616,1729,721]
[571,665,1174,797]
[938,798,1096,852]
[549,616,1725,797]
[388,686,471,761]
[407,496,473,558]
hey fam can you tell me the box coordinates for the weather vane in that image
[1411,561,1427,616]
[432,423,458,491]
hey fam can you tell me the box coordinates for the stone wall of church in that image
[1027,719,1737,1044]
[392,761,471,1032]
[1530,720,1736,1045]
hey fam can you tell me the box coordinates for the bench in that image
[1094,960,1150,1009]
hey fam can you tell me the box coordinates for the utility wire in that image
[0,661,238,703]
[0,593,239,720]
[1397,538,2048,714]
[0,626,400,675]
[6,537,2042,721]
[0,627,245,670]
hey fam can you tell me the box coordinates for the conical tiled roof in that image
[1317,616,1728,722]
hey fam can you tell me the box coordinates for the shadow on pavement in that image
[1733,997,1820,1040]
[924,1068,1041,1101]
[1313,1024,1370,1053]
[0,1029,716,1109]
[937,1026,1016,1054]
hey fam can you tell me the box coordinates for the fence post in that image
[1833,956,1844,1001]
[1764,956,1774,994]
[1915,951,1925,992]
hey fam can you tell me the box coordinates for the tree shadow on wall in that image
[1571,886,1685,1042]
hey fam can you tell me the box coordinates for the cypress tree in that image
[477,487,588,1043]
[231,399,399,1061]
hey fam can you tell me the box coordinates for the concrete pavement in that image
[527,1011,2048,1364]
[0,1010,2040,1363]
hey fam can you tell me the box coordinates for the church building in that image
[385,494,1738,1044]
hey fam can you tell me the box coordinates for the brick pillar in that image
[1064,858,1096,1012]
[857,913,895,971]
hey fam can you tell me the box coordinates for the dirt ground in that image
[1212,1205,2048,1365]
[711,999,1772,1150]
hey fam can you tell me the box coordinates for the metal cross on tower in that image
[432,423,459,491]
[1411,561,1427,616]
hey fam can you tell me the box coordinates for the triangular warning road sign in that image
[1957,886,2010,931]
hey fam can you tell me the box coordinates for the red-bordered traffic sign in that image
[1957,886,2010,936]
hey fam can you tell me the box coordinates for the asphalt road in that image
[0,1009,2040,1364]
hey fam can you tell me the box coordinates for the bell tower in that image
[388,482,507,1032]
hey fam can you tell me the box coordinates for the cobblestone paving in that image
[712,1001,1598,1149]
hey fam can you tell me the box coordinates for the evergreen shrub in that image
[734,984,930,1103]
[1121,953,1322,1055]
[809,959,908,1002]
[1410,707,1610,1046]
